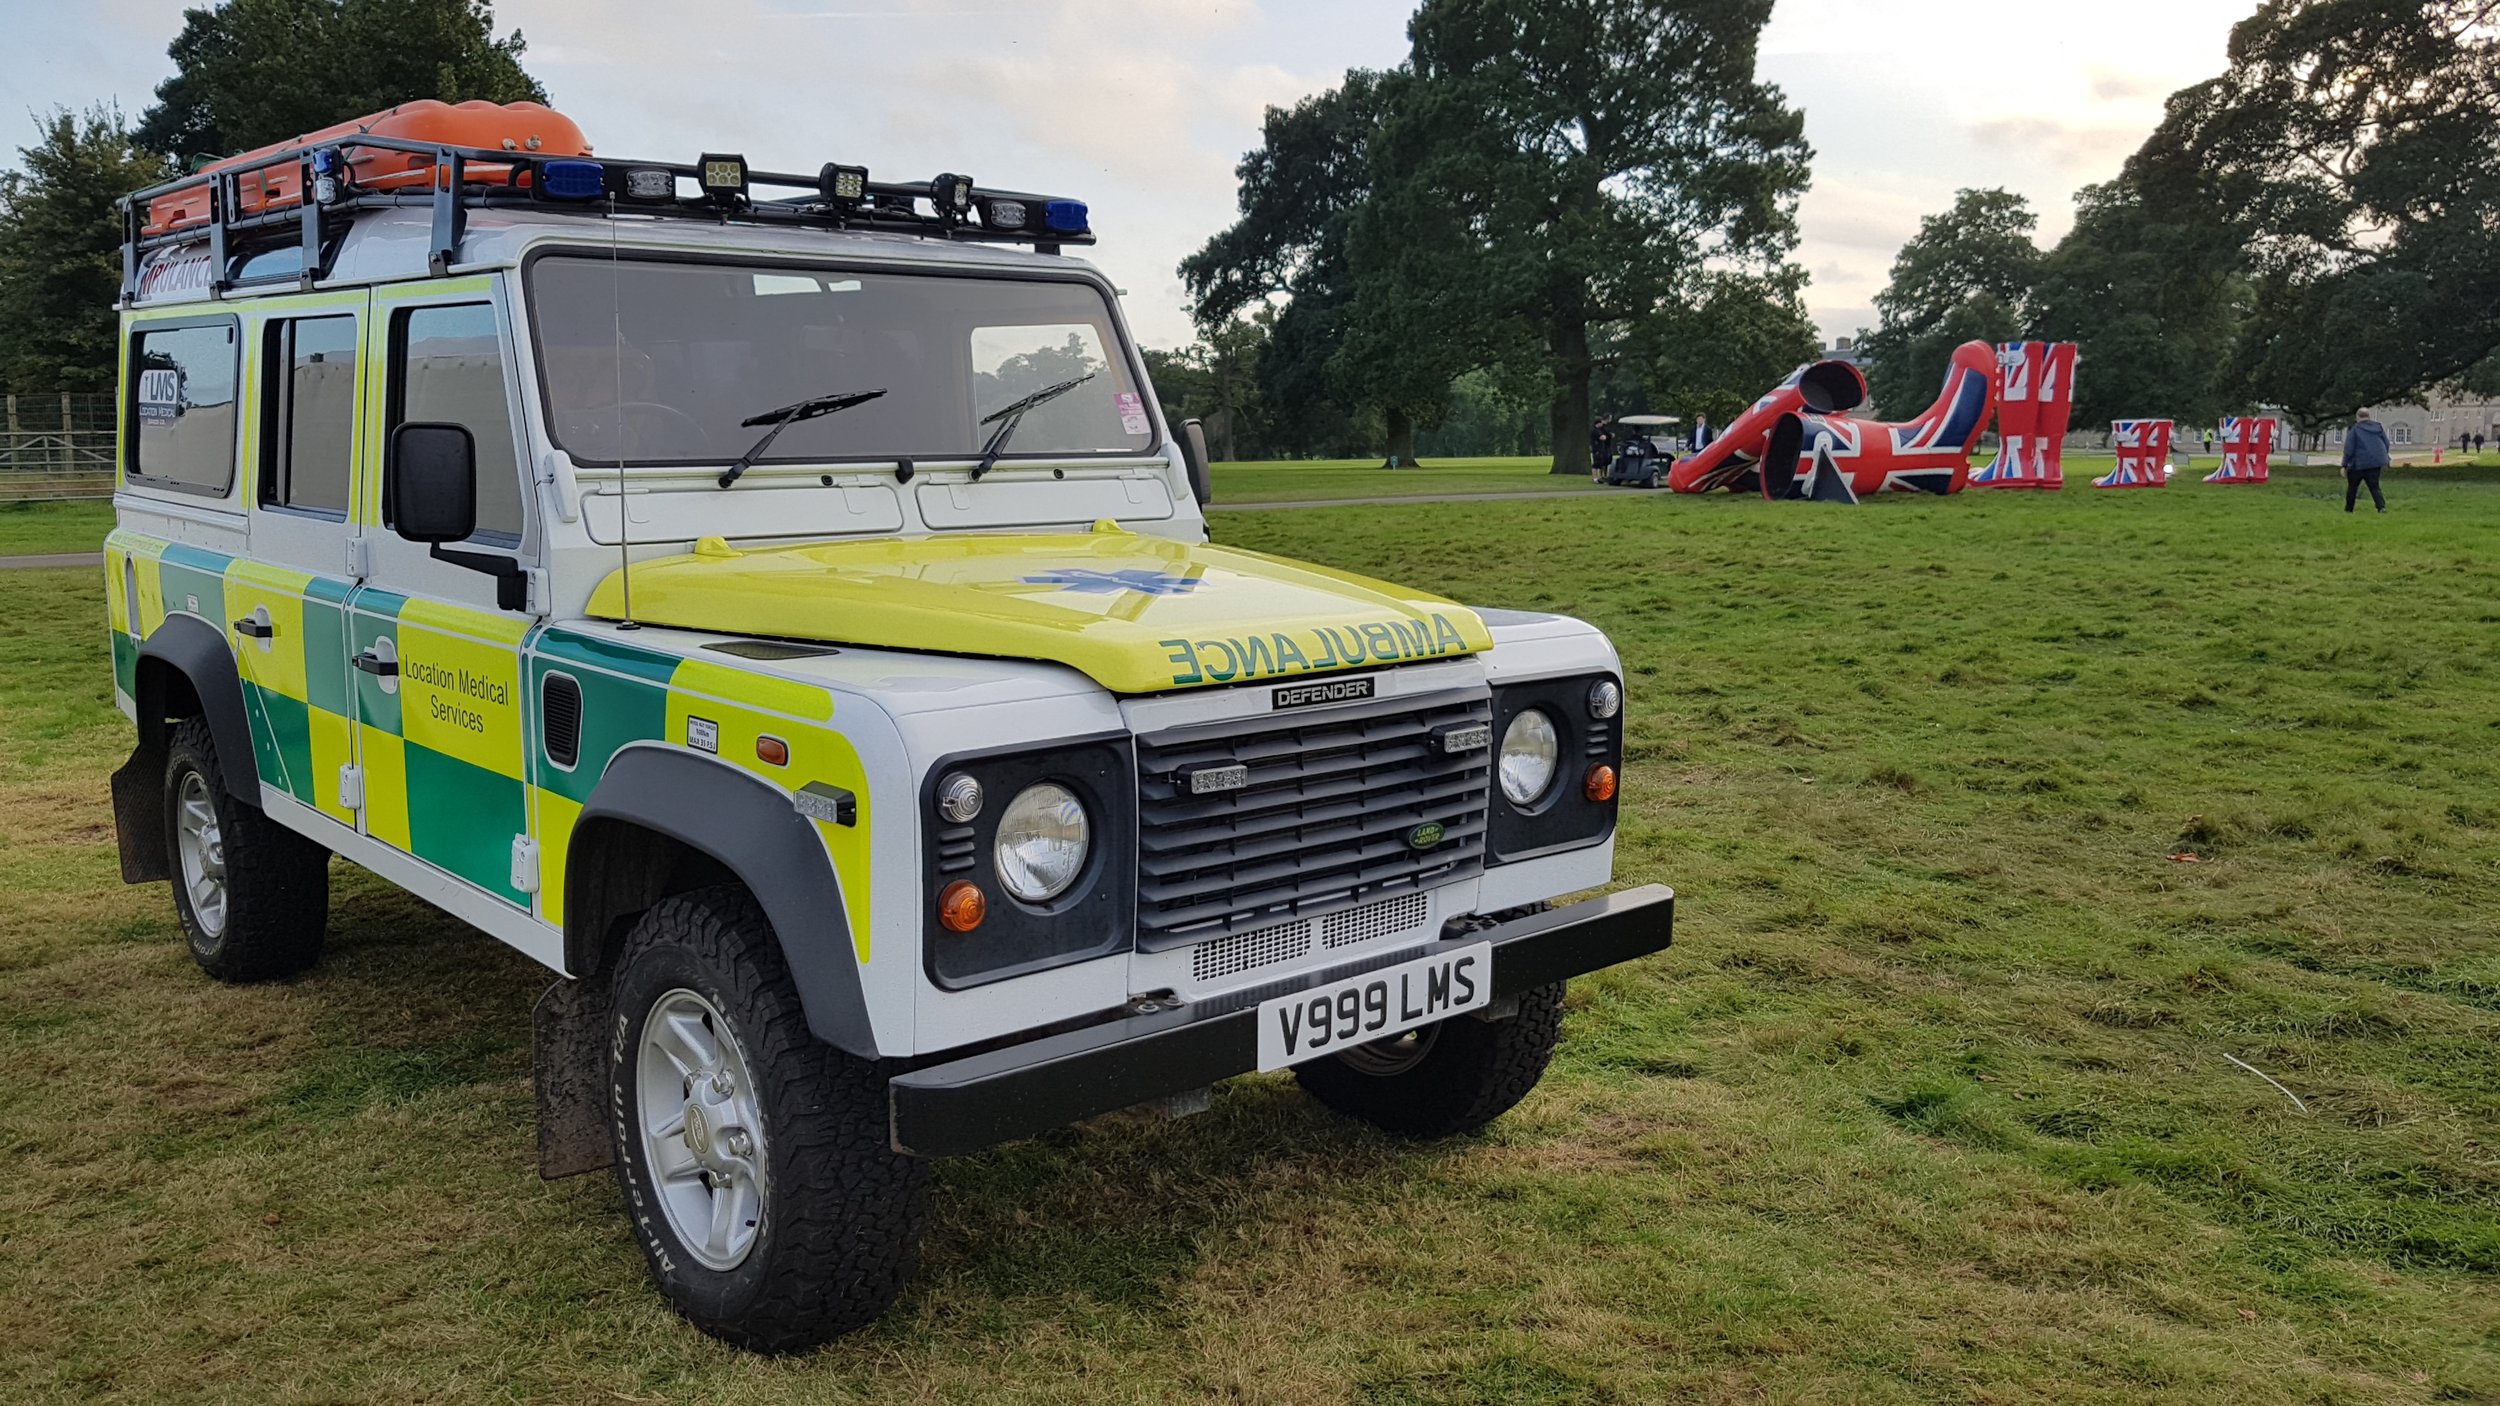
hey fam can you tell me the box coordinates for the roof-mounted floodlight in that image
[699,153,749,208]
[980,196,1029,231]
[930,173,974,225]
[621,167,675,202]
[819,162,869,209]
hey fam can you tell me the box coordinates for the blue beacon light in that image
[1043,200,1089,235]
[540,159,606,201]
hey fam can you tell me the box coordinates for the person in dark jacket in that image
[2342,409,2390,512]
[1589,416,1614,482]
[1690,413,1713,453]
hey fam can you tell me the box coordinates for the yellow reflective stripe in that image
[533,787,583,930]
[133,553,167,636]
[225,560,316,702]
[309,706,356,825]
[359,724,411,849]
[395,618,526,781]
[398,596,532,647]
[104,547,129,634]
[661,690,874,963]
[670,658,834,721]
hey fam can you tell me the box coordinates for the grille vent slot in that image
[1191,918,1313,982]
[1319,891,1430,949]
[541,673,582,769]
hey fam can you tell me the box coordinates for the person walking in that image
[1589,415,1614,482]
[2477,432,2489,455]
[2343,409,2390,513]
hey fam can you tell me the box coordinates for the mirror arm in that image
[429,544,529,612]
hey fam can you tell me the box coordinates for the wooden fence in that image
[1,394,117,502]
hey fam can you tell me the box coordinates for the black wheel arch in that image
[566,745,876,1059]
[113,613,261,883]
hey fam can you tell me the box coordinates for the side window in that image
[260,315,357,516]
[394,304,523,542]
[129,321,240,494]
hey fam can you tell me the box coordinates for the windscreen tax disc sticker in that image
[1115,391,1150,436]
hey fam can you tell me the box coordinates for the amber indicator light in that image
[1584,764,1618,803]
[938,880,987,933]
[756,736,790,767]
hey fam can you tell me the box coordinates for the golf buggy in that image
[1605,415,1681,488]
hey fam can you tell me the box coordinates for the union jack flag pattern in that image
[2203,416,2278,484]
[2094,419,2174,488]
[1971,341,2078,488]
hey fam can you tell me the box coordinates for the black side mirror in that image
[388,422,479,544]
[1180,419,1213,506]
[386,420,528,611]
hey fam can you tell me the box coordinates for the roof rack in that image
[119,133,1096,301]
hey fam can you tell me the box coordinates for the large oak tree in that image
[1366,0,1810,474]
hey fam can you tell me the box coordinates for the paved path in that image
[1212,489,1609,512]
[0,552,102,571]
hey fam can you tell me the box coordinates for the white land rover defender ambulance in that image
[102,100,1673,1350]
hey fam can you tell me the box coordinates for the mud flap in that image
[112,746,170,883]
[534,978,615,1179]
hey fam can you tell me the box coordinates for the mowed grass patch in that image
[1212,455,1609,504]
[0,463,2489,1400]
[0,500,113,557]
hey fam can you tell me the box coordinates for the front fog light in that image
[1499,710,1559,806]
[995,782,1090,902]
[1589,678,1621,720]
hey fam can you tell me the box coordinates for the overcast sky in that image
[4,0,2256,350]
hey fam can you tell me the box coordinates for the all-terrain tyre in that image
[606,886,929,1353]
[163,717,328,982]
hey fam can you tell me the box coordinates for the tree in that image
[2026,177,2244,431]
[2128,0,2500,425]
[1629,267,1821,426]
[0,107,173,392]
[1365,0,1811,474]
[136,0,545,162]
[1181,72,1453,467]
[1856,189,2039,416]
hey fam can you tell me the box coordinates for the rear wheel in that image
[606,886,928,1353]
[1295,980,1565,1140]
[163,717,328,982]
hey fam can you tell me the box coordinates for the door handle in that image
[233,617,274,640]
[353,650,398,678]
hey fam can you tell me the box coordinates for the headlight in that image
[994,782,1090,902]
[1499,709,1559,806]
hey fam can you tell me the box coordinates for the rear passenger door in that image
[226,300,367,828]
[345,282,539,907]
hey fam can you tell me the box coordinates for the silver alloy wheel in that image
[174,770,228,939]
[1335,1023,1441,1077]
[636,988,769,1271]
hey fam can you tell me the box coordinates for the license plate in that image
[1255,944,1491,1072]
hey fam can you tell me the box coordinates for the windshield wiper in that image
[718,388,888,489]
[971,372,1096,481]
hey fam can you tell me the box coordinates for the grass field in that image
[2,464,2497,1402]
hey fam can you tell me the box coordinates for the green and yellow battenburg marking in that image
[103,540,875,961]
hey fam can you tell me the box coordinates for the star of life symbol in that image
[1020,568,1204,596]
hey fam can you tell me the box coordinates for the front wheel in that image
[606,886,928,1353]
[1295,980,1565,1139]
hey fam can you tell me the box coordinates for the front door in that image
[345,280,538,907]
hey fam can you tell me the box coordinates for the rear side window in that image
[393,304,523,541]
[129,321,240,494]
[261,315,357,516]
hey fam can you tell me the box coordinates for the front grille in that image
[1136,689,1491,947]
[1320,891,1430,949]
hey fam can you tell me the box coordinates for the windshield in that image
[526,255,1156,467]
